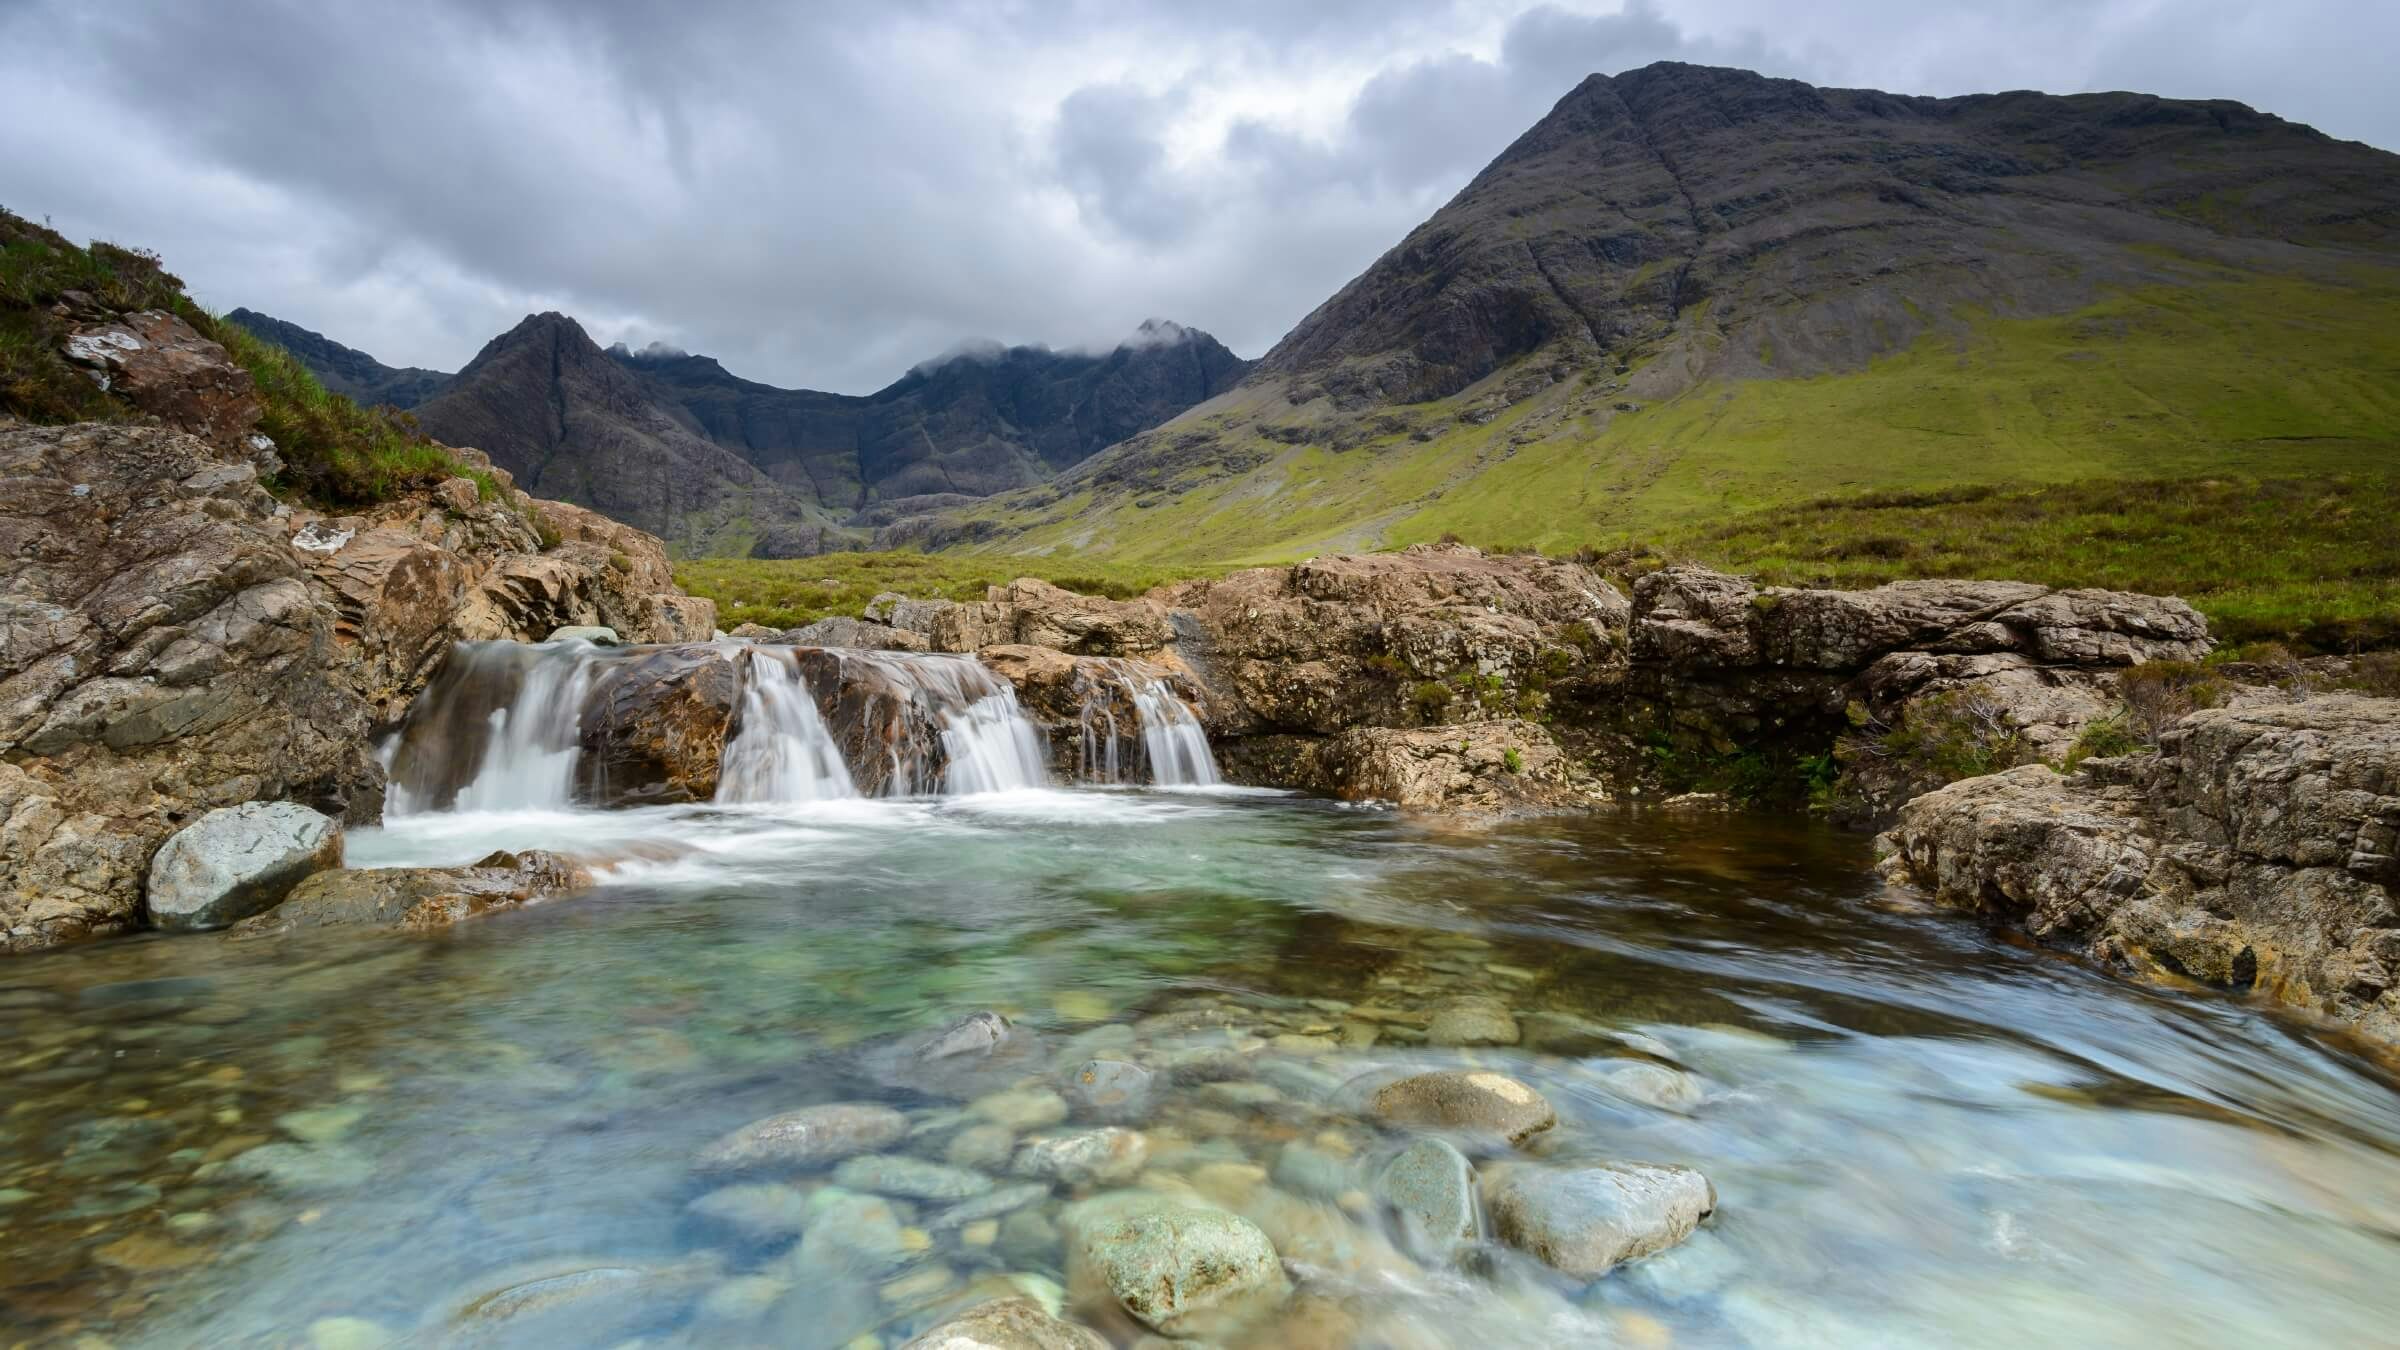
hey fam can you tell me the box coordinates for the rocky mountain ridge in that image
[231,309,1250,555]
[894,60,2400,560]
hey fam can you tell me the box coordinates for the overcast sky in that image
[3,0,2392,393]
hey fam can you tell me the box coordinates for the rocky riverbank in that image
[0,311,710,951]
[1881,693,2400,1046]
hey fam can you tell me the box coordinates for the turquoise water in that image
[3,790,2397,1346]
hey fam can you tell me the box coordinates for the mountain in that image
[614,318,1250,510]
[917,62,2400,562]
[410,313,847,557]
[232,310,1248,554]
[222,308,452,409]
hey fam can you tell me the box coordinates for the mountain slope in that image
[620,319,1251,511]
[411,313,846,556]
[223,308,452,408]
[236,309,1249,553]
[919,62,2400,562]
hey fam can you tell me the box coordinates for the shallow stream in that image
[5,789,2398,1346]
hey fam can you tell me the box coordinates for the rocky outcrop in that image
[0,404,710,951]
[1311,721,1578,814]
[577,647,740,806]
[230,849,591,936]
[144,801,342,931]
[63,309,262,445]
[1623,564,2209,819]
[1881,694,2400,1045]
[850,544,2204,818]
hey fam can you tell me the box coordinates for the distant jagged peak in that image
[909,335,1016,375]
[605,338,692,362]
[1120,317,1192,350]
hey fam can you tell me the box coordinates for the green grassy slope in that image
[855,267,2400,646]
[958,268,2400,565]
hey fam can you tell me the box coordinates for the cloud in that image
[0,1,2390,394]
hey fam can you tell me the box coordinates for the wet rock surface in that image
[1063,1194,1292,1338]
[1882,692,2400,1045]
[696,1103,911,1174]
[1370,1070,1559,1143]
[1482,1162,1718,1278]
[0,412,708,952]
[144,802,343,931]
[229,850,590,935]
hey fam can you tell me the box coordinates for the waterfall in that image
[940,687,1051,794]
[1075,659,1221,788]
[387,639,1083,814]
[716,649,858,804]
[1127,672,1220,787]
[386,641,606,816]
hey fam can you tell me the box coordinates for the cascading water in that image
[385,640,607,815]
[1076,659,1221,787]
[390,640,1091,812]
[715,648,858,804]
[1127,671,1219,787]
[939,686,1051,794]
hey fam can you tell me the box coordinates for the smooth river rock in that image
[145,801,342,931]
[1011,1128,1150,1185]
[695,1103,909,1174]
[901,1296,1110,1350]
[1423,994,1520,1047]
[833,1153,998,1202]
[1376,1137,1479,1244]
[1368,1070,1557,1143]
[1063,1058,1156,1124]
[1482,1162,1716,1278]
[686,1183,813,1242]
[1063,1193,1291,1338]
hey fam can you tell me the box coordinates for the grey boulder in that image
[1482,1162,1716,1279]
[145,801,341,931]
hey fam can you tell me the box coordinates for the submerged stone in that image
[1063,1058,1156,1124]
[687,1182,813,1242]
[930,1181,1054,1230]
[971,1086,1070,1132]
[902,1295,1110,1349]
[695,1102,908,1173]
[920,1011,1013,1060]
[1062,1193,1291,1338]
[1012,1128,1149,1185]
[1368,1070,1557,1143]
[1376,1137,1479,1245]
[1483,1162,1716,1279]
[834,1153,998,1202]
[1424,994,1520,1046]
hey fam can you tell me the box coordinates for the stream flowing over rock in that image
[1881,693,2400,1043]
[0,411,707,951]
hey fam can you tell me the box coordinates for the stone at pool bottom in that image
[901,1295,1109,1349]
[1369,1070,1557,1143]
[1423,994,1521,1047]
[833,1153,998,1201]
[1377,1136,1480,1244]
[1062,1192,1292,1338]
[1482,1161,1716,1279]
[695,1102,909,1173]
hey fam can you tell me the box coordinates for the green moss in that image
[2062,713,2140,768]
[1501,747,1523,774]
[941,270,2400,647]
[2,206,497,513]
